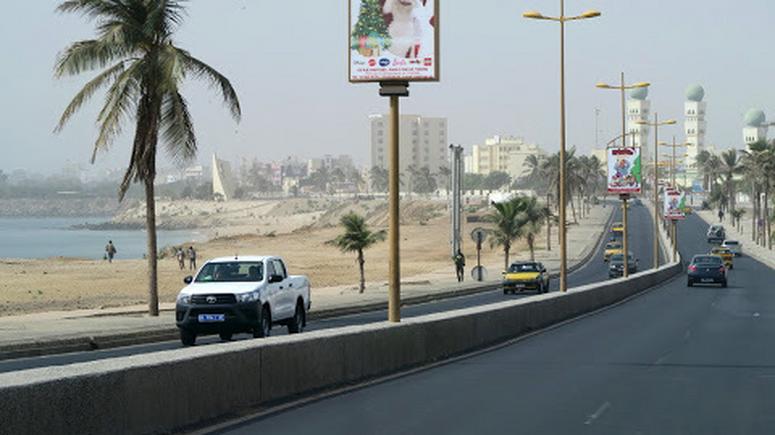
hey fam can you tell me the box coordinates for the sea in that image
[0,217,202,260]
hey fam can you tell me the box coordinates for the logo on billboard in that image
[424,57,432,66]
[368,59,377,67]
[379,58,391,67]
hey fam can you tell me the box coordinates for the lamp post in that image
[637,114,677,269]
[660,138,690,262]
[596,74,649,277]
[523,2,600,292]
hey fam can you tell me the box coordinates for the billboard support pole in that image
[620,193,630,277]
[380,82,409,323]
[673,220,678,262]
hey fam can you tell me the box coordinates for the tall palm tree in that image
[719,149,742,214]
[369,166,388,193]
[54,0,241,315]
[327,213,386,293]
[518,196,548,261]
[695,150,712,192]
[486,197,527,270]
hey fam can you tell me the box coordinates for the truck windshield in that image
[195,262,264,282]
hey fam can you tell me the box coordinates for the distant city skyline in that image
[1,1,774,175]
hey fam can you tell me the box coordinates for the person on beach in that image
[453,249,466,283]
[187,246,197,271]
[176,248,185,270]
[105,241,117,263]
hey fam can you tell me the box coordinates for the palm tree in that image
[437,165,451,195]
[518,197,548,261]
[369,166,388,193]
[54,0,241,315]
[719,149,742,214]
[486,197,527,270]
[327,213,386,293]
[731,208,745,232]
[695,150,712,192]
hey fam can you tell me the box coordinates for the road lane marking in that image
[584,401,611,425]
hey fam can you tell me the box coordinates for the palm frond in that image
[54,39,130,77]
[161,90,196,163]
[178,49,241,121]
[92,60,142,162]
[54,61,127,133]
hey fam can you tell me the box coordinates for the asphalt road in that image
[0,203,655,374]
[214,212,775,435]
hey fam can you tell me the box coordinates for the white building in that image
[470,135,545,180]
[626,87,651,161]
[684,84,707,184]
[743,109,767,145]
[369,114,448,177]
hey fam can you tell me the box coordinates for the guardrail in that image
[0,251,682,435]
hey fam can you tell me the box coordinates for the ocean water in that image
[0,217,202,260]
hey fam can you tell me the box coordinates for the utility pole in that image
[449,144,464,257]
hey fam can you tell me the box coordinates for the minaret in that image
[626,86,650,160]
[743,109,767,145]
[684,84,706,185]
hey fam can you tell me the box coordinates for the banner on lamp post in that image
[607,147,642,194]
[664,189,686,220]
[349,0,439,82]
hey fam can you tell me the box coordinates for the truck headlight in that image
[176,293,191,304]
[237,291,260,303]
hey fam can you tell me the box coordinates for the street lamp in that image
[596,73,650,277]
[523,1,601,292]
[636,114,677,269]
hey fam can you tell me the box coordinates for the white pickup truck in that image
[175,256,311,346]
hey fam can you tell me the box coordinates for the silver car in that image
[722,240,742,257]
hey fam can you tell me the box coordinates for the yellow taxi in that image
[710,246,734,270]
[603,241,623,262]
[611,222,624,233]
[502,262,550,294]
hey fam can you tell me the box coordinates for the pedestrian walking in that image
[718,209,724,222]
[176,247,185,270]
[187,246,197,271]
[453,249,465,283]
[105,240,117,263]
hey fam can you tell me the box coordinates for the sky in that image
[1,0,773,175]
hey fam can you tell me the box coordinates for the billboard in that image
[349,0,439,82]
[607,147,642,194]
[664,189,686,220]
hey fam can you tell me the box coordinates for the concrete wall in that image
[0,262,681,435]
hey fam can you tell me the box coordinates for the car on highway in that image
[502,261,550,294]
[175,256,311,346]
[603,241,623,262]
[722,239,742,256]
[608,253,638,278]
[611,222,624,233]
[687,255,727,287]
[710,246,734,269]
[706,224,726,244]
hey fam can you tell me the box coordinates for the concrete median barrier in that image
[0,260,681,435]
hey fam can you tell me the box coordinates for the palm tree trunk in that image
[357,249,366,293]
[546,216,551,251]
[569,194,577,223]
[752,185,757,242]
[766,189,771,250]
[504,244,510,272]
[145,178,159,316]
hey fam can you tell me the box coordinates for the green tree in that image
[719,149,742,215]
[54,0,241,315]
[518,196,549,261]
[463,173,484,191]
[351,0,391,51]
[412,166,437,194]
[483,171,512,191]
[369,166,388,192]
[327,213,386,293]
[486,197,527,271]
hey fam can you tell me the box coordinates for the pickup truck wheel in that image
[288,303,305,334]
[254,306,271,338]
[180,329,196,346]
[218,332,233,341]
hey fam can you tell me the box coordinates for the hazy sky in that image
[1,0,773,174]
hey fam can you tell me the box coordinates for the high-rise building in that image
[684,84,707,184]
[743,109,767,145]
[470,135,545,180]
[369,114,448,176]
[626,87,651,160]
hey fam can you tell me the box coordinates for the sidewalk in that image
[0,205,612,359]
[696,209,775,269]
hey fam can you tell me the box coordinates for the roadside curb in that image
[0,207,614,363]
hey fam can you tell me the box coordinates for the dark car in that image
[608,253,638,278]
[687,255,727,287]
[706,224,726,244]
